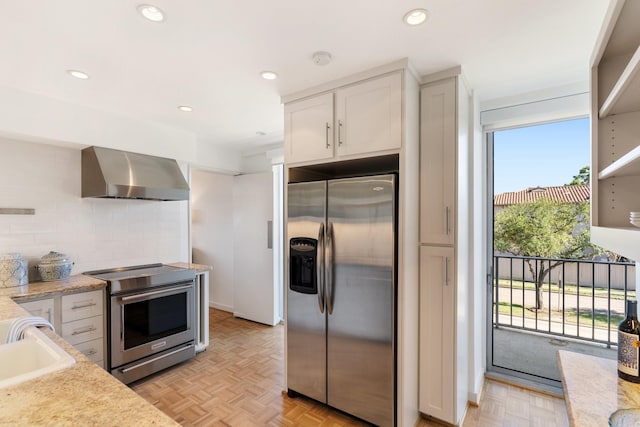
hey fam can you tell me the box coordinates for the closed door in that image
[233,172,277,325]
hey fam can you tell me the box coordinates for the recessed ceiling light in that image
[260,71,278,80]
[403,8,429,26]
[177,105,193,112]
[67,69,90,80]
[137,4,165,22]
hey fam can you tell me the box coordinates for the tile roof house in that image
[494,184,589,210]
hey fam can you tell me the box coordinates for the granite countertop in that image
[0,274,106,300]
[0,275,179,426]
[558,350,640,426]
[166,262,211,273]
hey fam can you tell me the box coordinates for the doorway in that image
[487,117,619,388]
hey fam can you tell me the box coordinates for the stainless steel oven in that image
[85,264,197,384]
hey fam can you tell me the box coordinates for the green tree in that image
[494,198,596,309]
[568,166,590,185]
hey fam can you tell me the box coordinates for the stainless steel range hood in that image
[81,146,189,201]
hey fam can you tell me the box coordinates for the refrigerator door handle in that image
[317,223,325,314]
[326,222,334,314]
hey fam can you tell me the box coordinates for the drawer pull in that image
[71,302,97,310]
[83,349,97,356]
[72,326,97,336]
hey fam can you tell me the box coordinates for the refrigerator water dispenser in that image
[289,238,318,294]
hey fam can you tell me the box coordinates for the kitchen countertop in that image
[0,274,179,426]
[558,349,640,426]
[0,274,106,300]
[166,262,211,273]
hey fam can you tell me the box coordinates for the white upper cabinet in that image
[420,78,456,245]
[335,73,402,157]
[284,72,402,165]
[284,92,335,164]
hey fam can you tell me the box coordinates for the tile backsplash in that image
[0,138,189,280]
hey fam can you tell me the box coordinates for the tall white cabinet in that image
[282,60,422,427]
[418,71,470,426]
[590,0,640,263]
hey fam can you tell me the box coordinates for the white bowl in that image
[631,220,640,228]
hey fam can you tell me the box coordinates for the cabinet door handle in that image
[338,120,343,146]
[71,302,97,310]
[445,257,449,286]
[325,122,331,148]
[445,206,451,235]
[72,326,97,336]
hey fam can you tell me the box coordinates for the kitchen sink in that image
[0,318,75,388]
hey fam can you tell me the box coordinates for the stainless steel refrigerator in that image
[287,174,396,427]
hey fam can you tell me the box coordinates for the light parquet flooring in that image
[132,308,569,427]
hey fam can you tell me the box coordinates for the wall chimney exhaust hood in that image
[81,146,189,201]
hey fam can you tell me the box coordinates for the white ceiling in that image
[0,0,610,153]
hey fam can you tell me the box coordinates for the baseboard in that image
[468,375,485,407]
[209,301,233,312]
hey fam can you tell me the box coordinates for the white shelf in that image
[598,144,640,179]
[599,44,640,118]
[591,226,640,262]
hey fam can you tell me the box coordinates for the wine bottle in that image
[618,299,640,383]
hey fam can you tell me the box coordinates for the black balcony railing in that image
[493,255,635,347]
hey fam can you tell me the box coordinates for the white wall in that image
[0,138,189,276]
[0,85,249,174]
[191,169,235,311]
[470,93,487,404]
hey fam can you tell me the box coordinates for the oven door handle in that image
[120,284,193,303]
[119,343,194,374]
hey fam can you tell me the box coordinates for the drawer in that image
[74,337,104,365]
[61,315,103,345]
[61,290,103,323]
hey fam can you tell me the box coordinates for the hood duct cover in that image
[81,146,189,201]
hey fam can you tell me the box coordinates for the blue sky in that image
[493,117,590,194]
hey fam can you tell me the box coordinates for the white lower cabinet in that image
[19,288,106,369]
[73,338,105,368]
[419,245,455,424]
[61,315,103,346]
[17,298,55,324]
